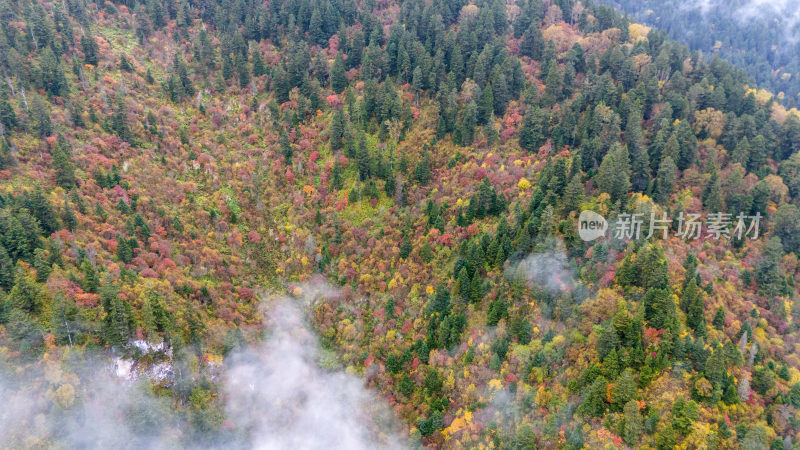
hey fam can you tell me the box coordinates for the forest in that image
[598,0,800,108]
[0,0,800,448]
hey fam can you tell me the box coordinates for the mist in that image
[507,248,576,295]
[221,292,406,449]
[0,284,406,449]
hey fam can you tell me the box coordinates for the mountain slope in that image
[0,0,799,448]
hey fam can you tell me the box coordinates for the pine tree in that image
[748,135,767,172]
[458,101,478,146]
[61,200,77,231]
[680,277,699,312]
[399,234,412,259]
[331,54,347,93]
[252,48,267,77]
[654,156,676,204]
[82,31,99,66]
[712,306,726,329]
[309,7,325,46]
[702,164,723,211]
[119,53,133,72]
[562,173,585,213]
[755,237,786,297]
[596,144,631,204]
[25,186,59,234]
[485,113,498,145]
[0,244,13,291]
[51,293,78,345]
[622,400,643,446]
[686,282,706,336]
[116,234,133,263]
[80,260,99,293]
[330,108,346,150]
[280,132,293,163]
[612,368,636,410]
[625,109,651,192]
[108,296,131,347]
[630,142,651,193]
[643,288,678,332]
[457,267,470,302]
[52,135,76,189]
[32,96,52,138]
[415,151,432,185]
[469,273,482,303]
[9,269,45,314]
[112,96,132,143]
[0,85,17,132]
[542,62,562,106]
[520,25,544,60]
[675,120,698,170]
[236,53,250,88]
[661,134,680,167]
[731,136,751,168]
[478,84,494,125]
[579,375,608,417]
[519,106,548,152]
[356,133,371,180]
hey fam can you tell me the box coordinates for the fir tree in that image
[0,85,17,132]
[52,136,76,189]
[596,144,631,204]
[731,136,751,168]
[331,54,347,93]
[330,108,346,150]
[654,156,677,204]
[702,164,723,211]
[519,106,548,152]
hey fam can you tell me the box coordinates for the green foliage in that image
[671,398,699,436]
[596,143,631,204]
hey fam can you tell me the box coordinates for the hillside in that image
[1,0,800,448]
[598,0,800,108]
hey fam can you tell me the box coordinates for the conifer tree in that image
[654,156,676,204]
[702,164,723,211]
[562,174,585,213]
[32,96,52,138]
[596,144,631,204]
[112,96,132,143]
[10,269,45,314]
[0,86,16,132]
[52,136,76,189]
[330,107,346,150]
[731,136,751,168]
[82,31,99,66]
[331,54,347,93]
[478,84,494,125]
[748,135,767,172]
[519,106,547,152]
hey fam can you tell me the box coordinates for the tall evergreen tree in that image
[519,106,548,152]
[52,136,75,189]
[702,164,723,211]
[731,136,751,168]
[478,84,494,125]
[331,53,347,93]
[596,144,631,204]
[654,156,676,204]
[111,96,132,143]
[0,86,16,132]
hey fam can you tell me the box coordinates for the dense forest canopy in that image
[0,0,799,447]
[599,0,800,107]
